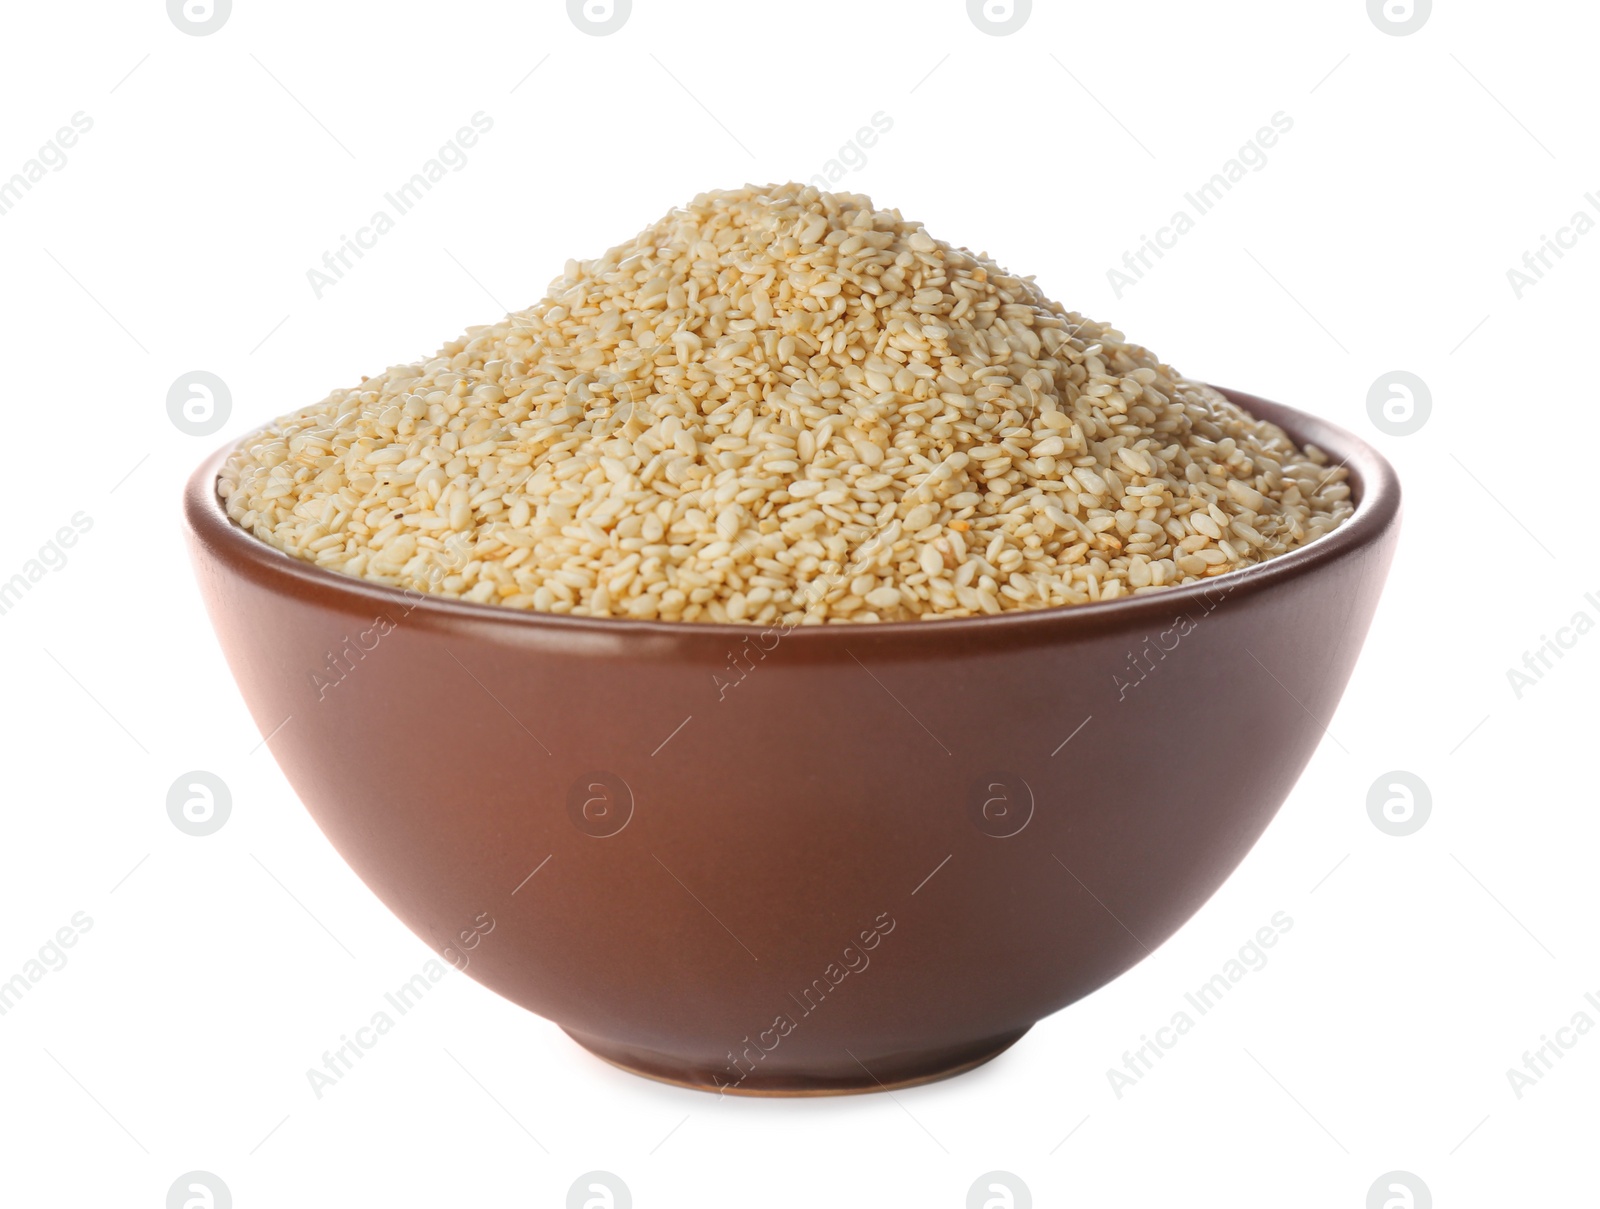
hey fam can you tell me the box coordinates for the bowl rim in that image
[185,385,1400,643]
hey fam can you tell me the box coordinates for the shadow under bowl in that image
[183,387,1400,1095]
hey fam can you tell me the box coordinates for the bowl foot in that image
[562,1026,1031,1096]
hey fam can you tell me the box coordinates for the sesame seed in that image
[219,184,1353,624]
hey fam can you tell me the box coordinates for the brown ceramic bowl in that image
[184,387,1399,1095]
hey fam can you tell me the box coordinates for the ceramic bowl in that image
[184,387,1399,1094]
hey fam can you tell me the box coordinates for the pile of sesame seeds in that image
[219,184,1353,624]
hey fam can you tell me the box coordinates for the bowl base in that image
[562,1026,1031,1096]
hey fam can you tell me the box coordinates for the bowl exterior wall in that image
[186,390,1398,1091]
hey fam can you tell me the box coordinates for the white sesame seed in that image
[220,184,1353,622]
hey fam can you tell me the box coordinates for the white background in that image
[1,1,1594,1205]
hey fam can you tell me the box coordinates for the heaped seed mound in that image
[220,183,1353,623]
